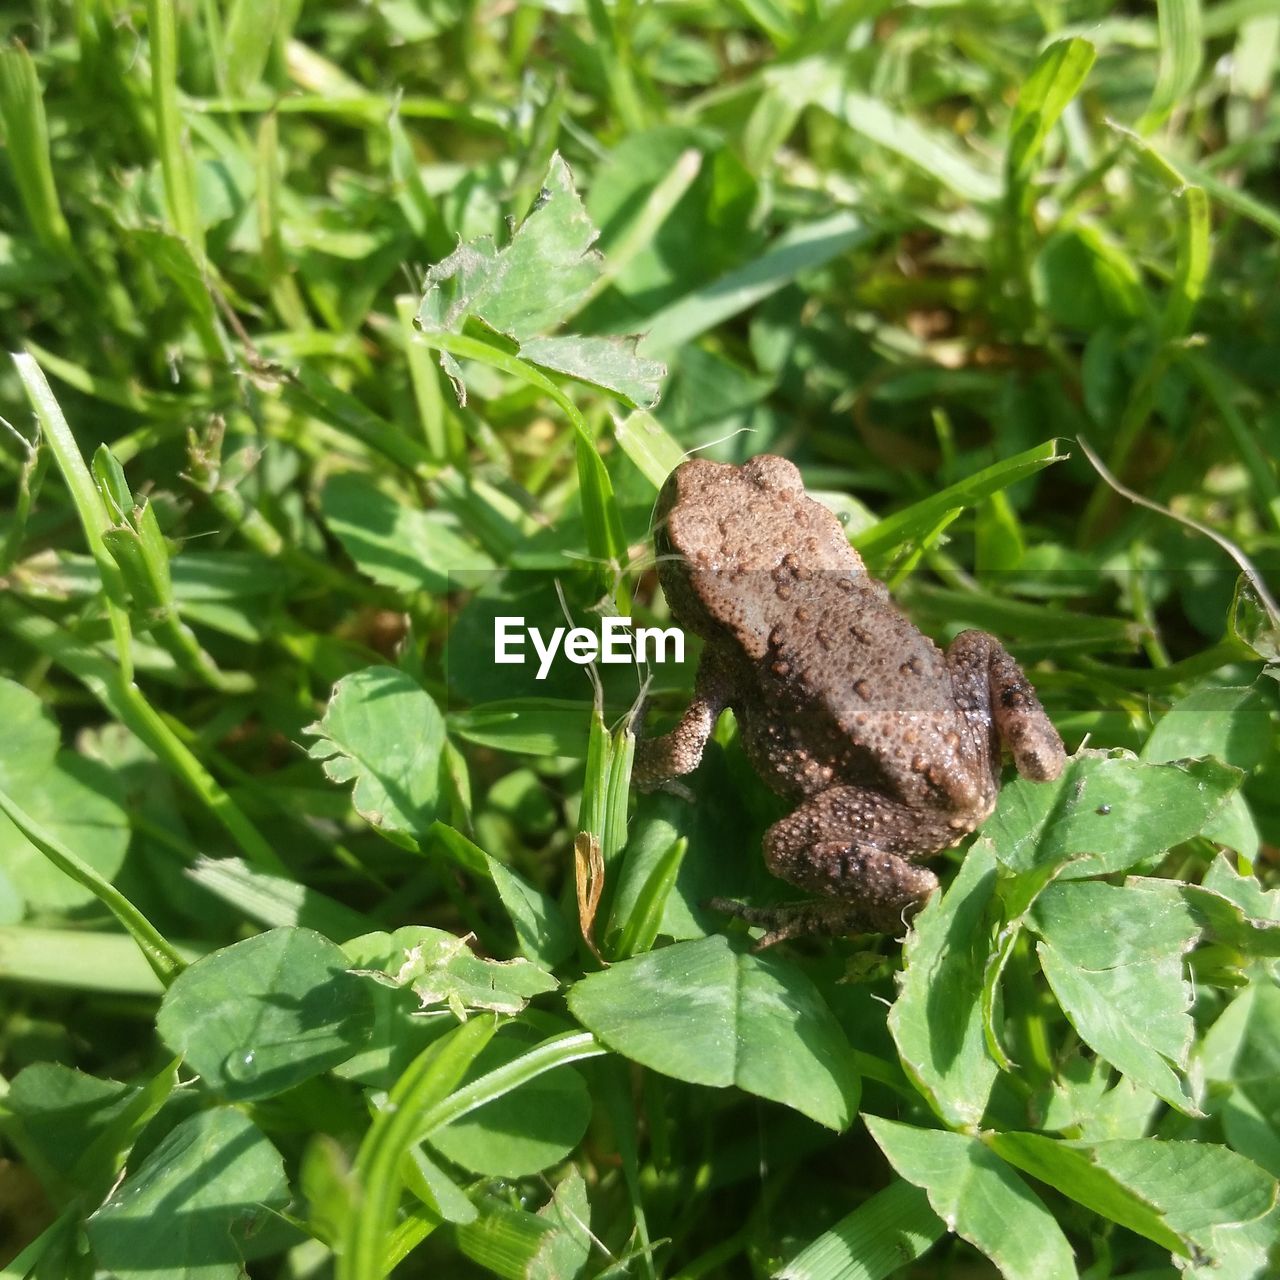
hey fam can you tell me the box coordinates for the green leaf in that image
[421,820,490,881]
[411,329,630,572]
[0,676,59,765]
[415,1030,605,1140]
[1142,684,1270,770]
[145,0,203,255]
[167,552,299,602]
[287,367,435,476]
[426,1033,590,1177]
[1164,183,1211,340]
[320,472,493,596]
[0,677,130,911]
[610,835,688,960]
[1107,123,1212,339]
[1176,156,1280,240]
[519,334,663,409]
[13,349,129,620]
[426,162,596,338]
[864,1118,1077,1280]
[6,1064,136,1193]
[185,855,376,942]
[1202,982,1280,1179]
[447,699,591,757]
[536,1167,593,1272]
[1033,226,1144,330]
[1179,1205,1280,1280]
[7,1058,180,1208]
[829,92,1002,203]
[224,0,281,94]
[1032,1054,1158,1142]
[1201,854,1280,939]
[608,776,758,943]
[0,925,173,994]
[0,785,184,986]
[908,585,1136,650]
[129,227,223,360]
[1028,880,1201,1113]
[888,839,1000,1130]
[331,929,442,1089]
[578,694,634,878]
[987,1132,1277,1257]
[1142,685,1268,856]
[985,751,1241,878]
[567,934,859,1131]
[484,850,577,969]
[156,926,376,1100]
[86,1107,289,1280]
[405,1146,477,1225]
[1178,870,1280,960]
[306,666,447,841]
[585,127,755,315]
[457,1170,592,1280]
[0,229,63,292]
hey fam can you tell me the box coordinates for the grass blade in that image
[417,1031,607,1136]
[638,212,874,357]
[0,927,192,994]
[1007,39,1097,183]
[0,44,71,255]
[224,0,281,95]
[833,91,1002,202]
[778,1180,944,1280]
[414,329,629,571]
[1178,157,1280,238]
[1139,0,1204,132]
[13,350,133,666]
[145,0,204,255]
[852,440,1063,563]
[340,1017,498,1280]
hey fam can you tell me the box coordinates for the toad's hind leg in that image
[946,629,1066,782]
[724,785,946,946]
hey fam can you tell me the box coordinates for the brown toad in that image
[635,455,1066,946]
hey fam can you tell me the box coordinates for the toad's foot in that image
[759,785,945,938]
[708,895,928,950]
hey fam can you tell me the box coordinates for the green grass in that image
[1,1,1279,1278]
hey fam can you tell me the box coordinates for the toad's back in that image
[654,455,987,810]
[729,571,981,808]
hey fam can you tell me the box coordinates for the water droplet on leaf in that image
[225,1050,258,1083]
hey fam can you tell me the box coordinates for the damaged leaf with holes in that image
[350,925,558,1020]
[417,152,665,409]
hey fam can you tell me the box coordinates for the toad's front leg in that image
[718,785,947,946]
[633,651,734,787]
